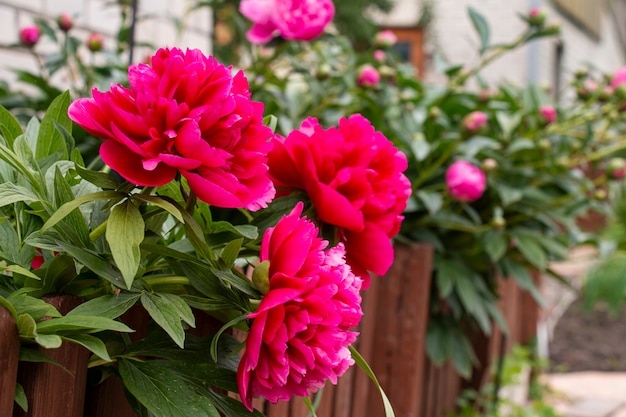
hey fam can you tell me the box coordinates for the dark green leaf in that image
[480,230,507,262]
[37,91,71,161]
[468,7,490,53]
[0,105,23,147]
[42,190,126,232]
[141,292,188,348]
[14,382,27,412]
[62,334,111,361]
[36,315,133,334]
[349,346,395,417]
[67,293,141,319]
[106,200,145,288]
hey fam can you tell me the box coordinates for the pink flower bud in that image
[539,105,557,124]
[373,49,386,62]
[357,64,380,87]
[57,13,73,32]
[374,30,397,48]
[19,26,40,47]
[528,8,546,26]
[86,33,103,52]
[611,66,626,88]
[446,160,486,202]
[607,157,626,179]
[462,111,488,133]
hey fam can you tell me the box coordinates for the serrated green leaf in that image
[106,200,144,288]
[119,358,221,417]
[36,314,133,334]
[62,334,111,361]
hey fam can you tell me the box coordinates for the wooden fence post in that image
[14,294,89,417]
[1,306,19,416]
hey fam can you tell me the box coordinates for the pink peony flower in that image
[57,13,73,32]
[446,160,486,202]
[239,0,335,44]
[86,33,103,51]
[267,115,411,285]
[611,67,626,90]
[357,65,381,87]
[462,111,488,132]
[539,105,557,124]
[69,47,275,210]
[237,202,362,410]
[374,29,397,48]
[19,26,40,47]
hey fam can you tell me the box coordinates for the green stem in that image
[143,276,191,288]
[89,220,107,241]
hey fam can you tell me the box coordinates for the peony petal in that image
[100,140,176,186]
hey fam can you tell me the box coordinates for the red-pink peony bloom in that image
[446,160,486,202]
[239,0,335,44]
[19,26,40,47]
[539,105,557,124]
[267,115,411,285]
[462,111,488,132]
[237,202,362,410]
[374,30,397,48]
[357,65,381,87]
[68,47,275,210]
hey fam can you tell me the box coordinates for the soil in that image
[549,299,626,372]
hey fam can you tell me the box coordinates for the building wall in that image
[380,0,625,94]
[0,0,212,88]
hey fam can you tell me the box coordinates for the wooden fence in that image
[0,243,541,417]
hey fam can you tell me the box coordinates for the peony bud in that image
[478,89,491,102]
[594,189,607,201]
[491,216,506,229]
[379,65,396,81]
[316,63,332,80]
[446,160,487,202]
[57,13,73,32]
[481,158,498,172]
[19,25,40,47]
[539,105,557,124]
[611,66,626,88]
[374,29,397,48]
[373,49,386,62]
[86,33,104,52]
[528,7,546,26]
[462,111,488,133]
[357,64,380,87]
[607,157,626,179]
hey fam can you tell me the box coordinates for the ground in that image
[549,299,626,372]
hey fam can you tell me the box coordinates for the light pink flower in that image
[268,115,411,285]
[539,105,557,124]
[374,30,397,48]
[237,202,362,410]
[462,111,488,132]
[239,0,335,44]
[357,65,380,87]
[19,26,40,47]
[373,49,386,62]
[446,160,486,202]
[611,67,626,88]
[69,47,275,210]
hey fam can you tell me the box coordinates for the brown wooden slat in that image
[0,307,19,416]
[14,294,89,417]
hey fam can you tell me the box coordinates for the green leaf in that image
[0,182,39,208]
[37,91,71,161]
[62,334,111,361]
[53,167,91,247]
[55,241,126,288]
[74,164,120,189]
[219,238,242,268]
[468,7,490,53]
[36,315,134,334]
[133,194,185,223]
[106,200,145,289]
[8,293,60,321]
[501,259,543,303]
[42,190,126,232]
[349,346,395,417]
[0,105,23,148]
[458,136,500,159]
[480,230,507,262]
[416,190,443,215]
[16,313,38,338]
[34,333,63,349]
[14,382,27,412]
[141,293,188,348]
[2,264,41,281]
[263,114,278,132]
[511,232,547,270]
[495,183,523,206]
[0,295,17,319]
[212,269,260,297]
[67,293,141,319]
[118,358,221,417]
